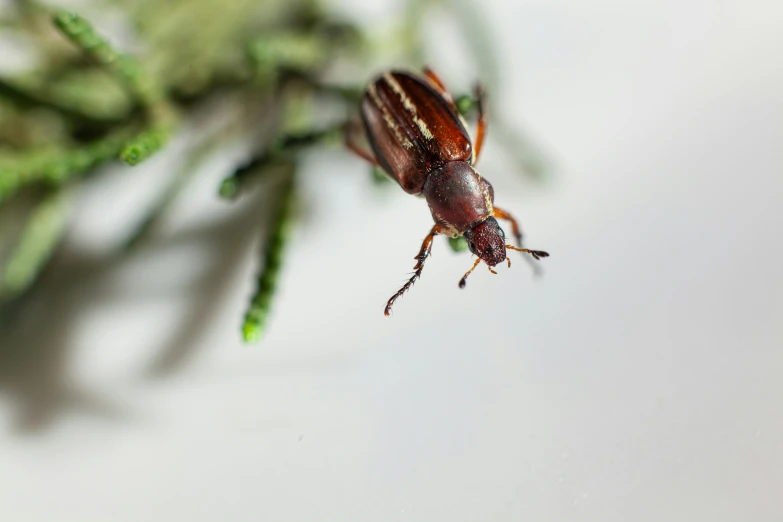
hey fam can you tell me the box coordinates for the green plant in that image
[0,0,550,342]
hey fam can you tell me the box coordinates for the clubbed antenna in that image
[458,258,481,289]
[506,245,550,261]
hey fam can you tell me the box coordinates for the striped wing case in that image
[361,71,473,194]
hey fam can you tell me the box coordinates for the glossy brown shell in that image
[361,71,473,194]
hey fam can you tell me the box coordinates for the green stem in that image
[1,188,71,299]
[0,77,124,125]
[219,125,340,199]
[119,103,176,166]
[242,167,297,343]
[52,11,174,167]
[52,11,162,107]
[0,127,137,204]
[247,32,328,85]
[448,236,468,252]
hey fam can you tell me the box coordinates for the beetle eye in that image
[467,241,477,254]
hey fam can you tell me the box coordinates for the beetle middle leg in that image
[344,120,378,166]
[384,225,444,316]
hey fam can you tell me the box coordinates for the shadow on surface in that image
[0,188,272,433]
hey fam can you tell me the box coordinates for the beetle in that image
[345,68,549,315]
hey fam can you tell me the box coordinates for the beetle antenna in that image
[506,256,511,268]
[506,245,550,261]
[458,258,481,289]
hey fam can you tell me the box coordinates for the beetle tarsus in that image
[384,225,443,315]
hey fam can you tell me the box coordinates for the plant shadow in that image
[0,188,272,433]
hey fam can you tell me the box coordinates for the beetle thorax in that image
[422,161,495,237]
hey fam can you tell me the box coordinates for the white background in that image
[1,0,782,520]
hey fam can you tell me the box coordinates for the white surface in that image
[2,0,783,521]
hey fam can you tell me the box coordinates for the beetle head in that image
[464,217,506,267]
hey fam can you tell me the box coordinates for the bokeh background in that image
[1,0,782,520]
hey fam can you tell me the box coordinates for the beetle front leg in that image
[384,225,444,316]
[493,206,547,274]
[493,207,523,247]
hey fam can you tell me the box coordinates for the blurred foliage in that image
[0,0,550,342]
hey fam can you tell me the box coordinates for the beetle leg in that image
[472,84,487,164]
[422,66,456,108]
[493,207,523,247]
[384,225,444,316]
[344,120,378,166]
[494,206,546,275]
[424,67,488,164]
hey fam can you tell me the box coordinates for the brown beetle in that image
[346,68,549,315]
